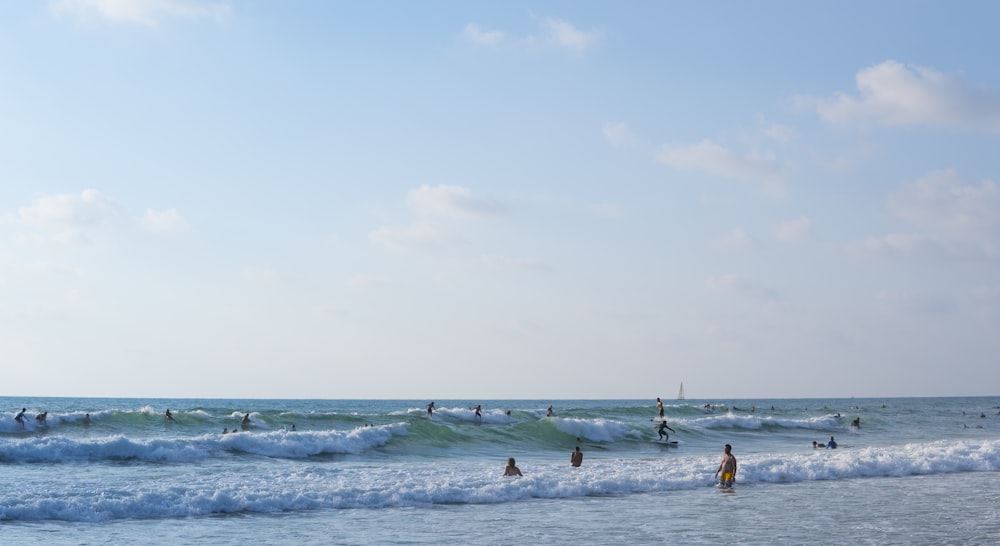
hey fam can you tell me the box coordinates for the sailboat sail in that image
[677,382,685,400]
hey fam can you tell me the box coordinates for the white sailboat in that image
[677,382,685,400]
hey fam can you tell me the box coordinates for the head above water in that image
[724,444,732,453]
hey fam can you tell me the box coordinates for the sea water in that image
[1,396,998,545]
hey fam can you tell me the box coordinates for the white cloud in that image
[603,121,637,146]
[16,189,119,245]
[141,208,189,234]
[850,170,1000,261]
[705,274,777,301]
[655,139,786,196]
[369,221,457,250]
[754,114,798,143]
[461,23,505,46]
[50,0,230,27]
[888,169,999,250]
[715,228,756,250]
[540,17,601,52]
[462,17,601,53]
[809,60,1000,131]
[774,216,813,242]
[406,184,506,218]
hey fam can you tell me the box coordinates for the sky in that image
[2,1,1000,400]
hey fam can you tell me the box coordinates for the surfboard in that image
[653,440,679,447]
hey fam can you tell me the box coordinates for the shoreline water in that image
[2,396,998,544]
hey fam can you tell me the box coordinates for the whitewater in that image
[1,396,998,544]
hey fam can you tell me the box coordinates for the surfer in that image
[426,402,435,417]
[473,404,482,420]
[827,436,837,449]
[850,417,860,428]
[14,408,26,428]
[242,413,251,425]
[714,444,737,487]
[656,397,664,419]
[570,446,583,467]
[35,412,47,423]
[546,405,554,417]
[503,457,523,476]
[656,420,673,441]
[165,409,174,421]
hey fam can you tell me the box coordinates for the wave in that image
[2,438,998,522]
[0,425,404,463]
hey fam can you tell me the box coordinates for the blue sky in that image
[2,1,999,399]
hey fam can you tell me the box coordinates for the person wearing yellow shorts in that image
[714,444,737,487]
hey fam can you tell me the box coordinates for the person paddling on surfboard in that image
[714,444,737,487]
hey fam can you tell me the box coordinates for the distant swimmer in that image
[980,412,987,418]
[35,412,47,423]
[242,413,251,425]
[222,428,228,434]
[426,402,435,417]
[504,457,523,477]
[291,424,297,431]
[714,444,737,487]
[473,404,482,420]
[812,441,826,449]
[656,397,664,419]
[165,409,174,421]
[546,405,554,417]
[14,408,26,428]
[570,446,583,467]
[850,417,861,428]
[83,413,91,425]
[827,436,837,449]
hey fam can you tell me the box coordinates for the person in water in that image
[426,402,435,417]
[570,446,583,467]
[165,409,174,421]
[473,404,482,420]
[504,457,523,476]
[14,408,26,428]
[656,397,664,419]
[850,417,861,428]
[827,435,838,449]
[656,420,671,441]
[714,444,737,487]
[242,413,251,425]
[546,405,554,417]
[83,413,91,425]
[35,412,47,423]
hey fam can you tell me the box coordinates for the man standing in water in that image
[570,446,583,467]
[656,397,664,419]
[714,444,737,488]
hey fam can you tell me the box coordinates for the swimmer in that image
[165,409,174,421]
[35,412,47,423]
[504,457,523,476]
[714,444,737,487]
[827,436,838,449]
[242,413,251,425]
[570,446,583,467]
[83,413,91,425]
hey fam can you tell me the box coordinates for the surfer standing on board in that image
[656,397,664,419]
[426,402,435,417]
[14,408,26,428]
[656,420,672,441]
[714,444,737,487]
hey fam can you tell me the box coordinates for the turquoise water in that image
[1,396,998,544]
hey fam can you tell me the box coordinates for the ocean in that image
[1,396,998,545]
